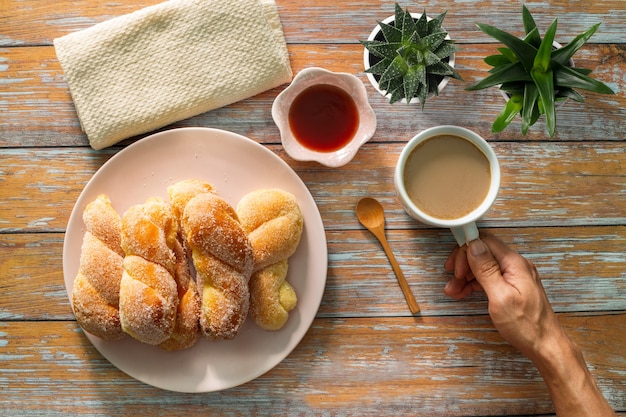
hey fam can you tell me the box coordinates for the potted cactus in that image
[467,5,615,137]
[361,3,462,108]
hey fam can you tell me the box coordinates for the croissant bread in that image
[72,194,125,340]
[236,189,303,330]
[119,197,181,345]
[181,192,254,340]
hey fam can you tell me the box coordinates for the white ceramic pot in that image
[363,13,455,104]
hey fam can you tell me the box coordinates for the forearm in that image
[532,332,615,417]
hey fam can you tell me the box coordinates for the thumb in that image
[467,238,507,298]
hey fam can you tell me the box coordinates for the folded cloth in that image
[54,0,292,150]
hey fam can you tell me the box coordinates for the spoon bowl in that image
[356,197,420,314]
[355,197,386,233]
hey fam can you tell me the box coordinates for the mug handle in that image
[450,222,479,246]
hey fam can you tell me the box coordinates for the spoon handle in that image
[376,232,421,314]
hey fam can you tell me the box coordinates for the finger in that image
[444,245,475,281]
[444,245,461,272]
[444,276,464,298]
[481,235,538,286]
[447,282,473,300]
[453,245,471,280]
[471,279,484,293]
[444,277,483,300]
[467,238,509,299]
[479,234,520,267]
[444,268,469,295]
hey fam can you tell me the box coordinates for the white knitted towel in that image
[54,0,292,150]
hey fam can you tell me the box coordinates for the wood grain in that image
[0,44,624,147]
[2,227,625,321]
[1,0,624,415]
[0,315,623,416]
[1,0,624,45]
[1,143,625,232]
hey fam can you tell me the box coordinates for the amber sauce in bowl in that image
[288,84,359,153]
[272,67,376,167]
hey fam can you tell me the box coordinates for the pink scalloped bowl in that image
[272,67,377,167]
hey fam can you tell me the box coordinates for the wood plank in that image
[1,143,625,232]
[3,227,625,321]
[0,233,70,320]
[2,0,624,415]
[1,0,624,45]
[0,316,623,416]
[0,44,623,147]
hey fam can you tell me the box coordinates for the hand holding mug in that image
[443,235,617,416]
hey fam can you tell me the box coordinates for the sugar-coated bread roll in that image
[236,189,303,330]
[72,194,125,340]
[119,198,179,345]
[121,197,178,273]
[249,260,297,331]
[119,255,178,345]
[160,179,210,349]
[158,228,201,351]
[168,179,215,220]
[182,193,254,340]
[236,189,304,272]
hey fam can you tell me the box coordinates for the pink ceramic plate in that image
[63,127,327,393]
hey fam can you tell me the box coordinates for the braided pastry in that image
[248,259,297,330]
[119,197,180,345]
[168,179,215,221]
[236,189,304,272]
[158,228,201,351]
[72,194,125,340]
[181,192,254,340]
[236,189,303,330]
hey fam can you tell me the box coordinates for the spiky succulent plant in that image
[467,5,615,137]
[361,3,462,108]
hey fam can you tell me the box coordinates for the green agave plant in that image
[467,5,615,137]
[361,3,462,108]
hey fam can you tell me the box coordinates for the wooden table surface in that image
[1,0,625,415]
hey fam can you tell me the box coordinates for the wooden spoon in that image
[356,197,420,314]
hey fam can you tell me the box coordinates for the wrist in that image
[531,329,581,375]
[532,332,612,416]
[533,331,589,396]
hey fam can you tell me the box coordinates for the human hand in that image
[444,234,566,362]
[444,234,616,416]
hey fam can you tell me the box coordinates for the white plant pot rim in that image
[363,12,455,104]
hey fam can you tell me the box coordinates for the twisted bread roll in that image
[181,193,254,340]
[158,229,201,351]
[119,198,180,345]
[119,255,178,345]
[168,179,215,221]
[248,260,297,330]
[236,189,303,272]
[72,194,125,340]
[236,189,303,330]
[158,179,211,350]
